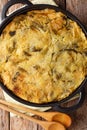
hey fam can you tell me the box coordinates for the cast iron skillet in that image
[0,0,87,113]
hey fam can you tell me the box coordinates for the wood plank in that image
[0,88,10,130]
[66,0,87,27]
[37,125,44,130]
[37,117,44,130]
[10,117,38,130]
[0,0,23,16]
[69,87,87,130]
[0,0,8,12]
[53,0,66,9]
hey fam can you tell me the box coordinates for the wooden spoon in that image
[0,99,71,127]
[0,102,65,130]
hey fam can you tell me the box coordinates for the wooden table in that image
[0,0,87,130]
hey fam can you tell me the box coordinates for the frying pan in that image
[0,0,87,113]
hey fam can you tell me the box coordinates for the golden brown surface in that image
[0,9,87,103]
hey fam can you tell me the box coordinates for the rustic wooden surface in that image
[0,0,87,130]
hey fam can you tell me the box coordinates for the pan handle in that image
[52,88,85,113]
[1,0,33,20]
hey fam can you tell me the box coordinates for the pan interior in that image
[0,6,87,106]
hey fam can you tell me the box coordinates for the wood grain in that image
[53,0,66,9]
[0,0,87,130]
[10,117,38,130]
[69,87,87,130]
[0,88,10,130]
[66,0,87,27]
[0,0,8,12]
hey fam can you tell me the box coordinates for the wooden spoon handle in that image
[0,99,71,128]
[0,99,45,116]
[0,101,65,130]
